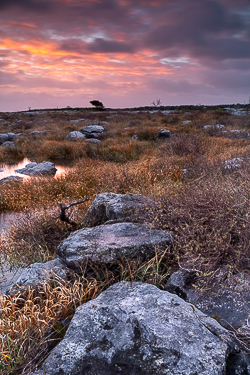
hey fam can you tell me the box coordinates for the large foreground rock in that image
[33,281,233,375]
[57,222,172,268]
[15,161,57,176]
[84,192,155,226]
[6,258,68,296]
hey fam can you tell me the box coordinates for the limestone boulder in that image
[0,176,23,185]
[79,124,104,138]
[156,129,171,139]
[0,132,17,145]
[6,258,68,296]
[66,131,86,141]
[33,281,235,375]
[84,192,155,226]
[15,161,57,176]
[57,222,172,268]
[0,141,15,147]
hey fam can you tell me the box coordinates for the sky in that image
[0,0,250,111]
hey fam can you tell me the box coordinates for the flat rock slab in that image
[84,192,155,226]
[165,269,250,330]
[57,222,172,268]
[33,281,230,375]
[15,161,57,176]
[6,258,68,296]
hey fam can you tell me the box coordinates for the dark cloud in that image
[1,0,250,110]
[0,0,50,11]
[88,38,134,53]
[143,0,249,60]
[58,38,134,55]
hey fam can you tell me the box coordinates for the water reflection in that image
[0,158,72,180]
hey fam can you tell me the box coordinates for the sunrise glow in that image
[0,0,250,111]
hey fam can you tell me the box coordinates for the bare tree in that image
[152,98,162,107]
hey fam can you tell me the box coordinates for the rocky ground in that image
[0,105,250,374]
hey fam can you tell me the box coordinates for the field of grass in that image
[0,106,250,373]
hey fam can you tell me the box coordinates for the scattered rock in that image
[80,124,104,138]
[0,141,15,147]
[227,129,250,139]
[57,222,172,269]
[33,281,236,375]
[0,176,24,185]
[66,131,86,141]
[84,192,155,226]
[131,134,138,140]
[0,132,17,145]
[203,125,250,140]
[6,258,68,296]
[29,130,46,136]
[156,129,171,139]
[203,124,225,130]
[15,161,57,176]
[223,157,247,170]
[85,138,101,143]
[182,120,192,124]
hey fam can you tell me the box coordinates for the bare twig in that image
[58,198,89,225]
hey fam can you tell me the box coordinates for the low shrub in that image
[0,207,74,267]
[149,167,250,279]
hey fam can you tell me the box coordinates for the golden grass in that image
[0,276,98,374]
[0,250,172,374]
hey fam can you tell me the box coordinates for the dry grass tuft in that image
[0,250,173,374]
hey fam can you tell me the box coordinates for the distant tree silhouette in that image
[89,100,105,110]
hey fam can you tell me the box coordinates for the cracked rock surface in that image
[33,281,231,375]
[57,222,172,268]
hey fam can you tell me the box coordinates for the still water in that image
[0,158,71,180]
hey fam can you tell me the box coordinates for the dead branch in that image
[58,198,89,226]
